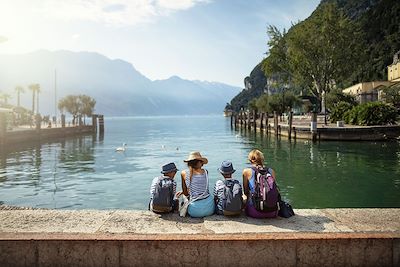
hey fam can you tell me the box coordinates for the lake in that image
[0,116,399,210]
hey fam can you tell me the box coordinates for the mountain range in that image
[0,50,241,116]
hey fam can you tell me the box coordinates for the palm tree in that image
[14,86,25,107]
[0,92,12,105]
[36,86,41,114]
[28,84,40,114]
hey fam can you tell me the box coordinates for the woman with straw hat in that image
[180,151,215,217]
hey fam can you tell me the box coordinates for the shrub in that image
[330,101,353,122]
[344,102,398,126]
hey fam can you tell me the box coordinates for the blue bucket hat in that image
[218,160,236,175]
[161,162,178,174]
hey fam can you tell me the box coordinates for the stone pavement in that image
[0,208,399,235]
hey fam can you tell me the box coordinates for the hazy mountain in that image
[0,50,241,116]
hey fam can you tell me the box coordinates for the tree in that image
[381,84,400,110]
[28,84,40,114]
[78,94,96,123]
[256,94,269,114]
[14,86,24,107]
[326,88,357,111]
[58,95,80,124]
[287,3,362,124]
[0,92,11,106]
[58,94,96,125]
[262,25,291,85]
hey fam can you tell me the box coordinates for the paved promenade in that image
[0,207,399,235]
[1,208,399,267]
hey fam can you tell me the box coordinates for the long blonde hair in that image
[248,149,264,166]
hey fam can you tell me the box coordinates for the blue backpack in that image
[152,177,174,213]
[222,180,243,215]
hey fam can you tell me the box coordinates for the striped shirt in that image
[184,169,209,199]
[150,176,177,199]
[213,178,242,213]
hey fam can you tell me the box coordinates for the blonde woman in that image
[242,149,279,218]
[181,151,215,217]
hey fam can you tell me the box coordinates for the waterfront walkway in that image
[0,207,399,266]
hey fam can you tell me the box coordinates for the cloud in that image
[0,36,8,43]
[30,0,210,27]
[102,4,126,13]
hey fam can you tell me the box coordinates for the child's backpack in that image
[222,180,243,215]
[251,166,279,212]
[152,177,174,213]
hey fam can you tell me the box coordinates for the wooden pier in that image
[230,111,400,141]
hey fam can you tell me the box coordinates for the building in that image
[342,51,400,103]
[388,50,400,82]
[342,81,392,103]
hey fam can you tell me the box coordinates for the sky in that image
[0,0,320,87]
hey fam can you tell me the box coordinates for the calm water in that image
[0,116,399,209]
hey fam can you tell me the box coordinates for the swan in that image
[116,143,127,152]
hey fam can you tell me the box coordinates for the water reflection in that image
[240,128,400,208]
[0,117,399,210]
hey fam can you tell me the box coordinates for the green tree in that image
[326,88,357,111]
[14,86,24,107]
[58,95,80,125]
[381,85,400,110]
[287,3,362,124]
[0,92,11,106]
[58,94,96,125]
[78,94,96,123]
[256,94,269,113]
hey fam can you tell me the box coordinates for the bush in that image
[344,102,398,126]
[330,101,353,122]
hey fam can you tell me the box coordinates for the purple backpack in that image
[251,167,279,212]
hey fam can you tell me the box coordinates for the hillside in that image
[0,50,241,116]
[228,0,399,111]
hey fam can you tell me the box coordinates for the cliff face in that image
[229,63,267,112]
[228,0,399,111]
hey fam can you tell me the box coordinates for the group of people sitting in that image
[149,149,284,218]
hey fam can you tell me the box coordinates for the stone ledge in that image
[0,208,399,267]
[0,208,399,235]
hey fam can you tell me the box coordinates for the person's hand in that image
[175,191,183,198]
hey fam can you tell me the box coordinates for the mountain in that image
[229,63,267,112]
[0,50,241,116]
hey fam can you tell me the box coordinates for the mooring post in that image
[61,114,66,128]
[244,112,247,129]
[311,112,317,141]
[260,112,264,130]
[99,115,104,134]
[274,111,278,136]
[92,115,98,133]
[0,113,6,146]
[234,113,238,129]
[288,111,293,139]
[247,111,251,130]
[266,113,269,135]
[253,110,257,131]
[35,114,42,131]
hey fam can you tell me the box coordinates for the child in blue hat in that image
[213,160,243,215]
[149,162,179,213]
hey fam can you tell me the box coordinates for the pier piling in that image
[98,115,104,134]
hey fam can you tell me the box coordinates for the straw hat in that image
[183,151,208,164]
